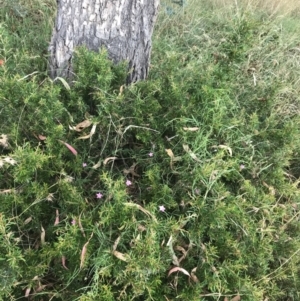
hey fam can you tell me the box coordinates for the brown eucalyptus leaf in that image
[103,157,118,165]
[80,233,93,269]
[113,250,128,262]
[80,243,88,269]
[165,149,174,159]
[0,134,9,147]
[175,245,187,263]
[183,127,199,131]
[124,202,157,222]
[175,245,187,254]
[165,148,181,169]
[62,255,68,270]
[123,163,140,177]
[168,267,190,277]
[137,224,146,232]
[69,125,76,130]
[25,287,31,297]
[54,209,59,226]
[24,217,32,225]
[0,189,15,194]
[3,157,17,165]
[77,134,91,140]
[230,295,241,301]
[166,236,179,266]
[58,140,78,156]
[262,181,275,195]
[54,76,71,90]
[119,85,124,96]
[92,161,102,169]
[183,144,201,162]
[77,124,97,140]
[46,193,54,202]
[113,236,121,251]
[35,284,47,293]
[38,134,47,141]
[75,120,92,132]
[218,144,232,156]
[212,266,218,273]
[190,267,199,283]
[40,226,45,246]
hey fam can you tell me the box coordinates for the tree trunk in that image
[49,0,160,83]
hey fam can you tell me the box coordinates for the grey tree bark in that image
[49,0,160,83]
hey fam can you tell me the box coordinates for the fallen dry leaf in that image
[46,193,54,202]
[62,255,68,270]
[35,284,47,293]
[119,85,124,96]
[112,237,129,261]
[54,209,59,226]
[262,181,276,196]
[77,124,96,140]
[124,202,157,222]
[58,140,78,156]
[175,245,187,263]
[165,149,174,159]
[0,189,15,194]
[167,236,179,266]
[123,163,140,177]
[175,245,187,254]
[75,120,92,132]
[38,134,47,141]
[80,242,88,269]
[92,160,102,169]
[183,127,199,131]
[168,266,190,277]
[137,224,146,232]
[24,217,32,225]
[0,134,9,148]
[230,295,241,301]
[170,252,179,266]
[183,144,201,162]
[0,59,4,66]
[103,157,118,165]
[216,144,233,156]
[165,148,181,169]
[80,233,93,269]
[41,226,45,246]
[113,236,121,251]
[190,267,199,283]
[24,287,31,297]
[113,250,128,262]
[3,157,17,165]
[54,76,71,90]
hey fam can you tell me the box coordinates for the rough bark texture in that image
[49,0,159,83]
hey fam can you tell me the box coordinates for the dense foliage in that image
[1,0,300,300]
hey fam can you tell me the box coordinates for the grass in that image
[1,0,300,300]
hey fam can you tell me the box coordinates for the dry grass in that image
[204,0,300,17]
